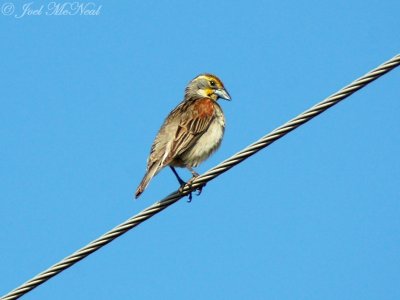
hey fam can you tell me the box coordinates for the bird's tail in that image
[135,164,159,199]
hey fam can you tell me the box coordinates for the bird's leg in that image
[171,166,196,202]
[186,167,206,197]
[187,166,199,177]
[170,166,195,201]
[170,166,185,186]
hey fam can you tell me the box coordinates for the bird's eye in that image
[210,80,216,86]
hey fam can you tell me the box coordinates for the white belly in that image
[180,117,225,167]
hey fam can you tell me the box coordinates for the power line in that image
[1,54,399,300]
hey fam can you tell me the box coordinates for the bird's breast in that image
[179,108,225,167]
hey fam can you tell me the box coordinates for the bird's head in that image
[185,74,231,101]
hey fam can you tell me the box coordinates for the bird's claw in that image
[178,176,206,203]
[186,177,206,202]
[195,183,206,196]
[187,192,193,202]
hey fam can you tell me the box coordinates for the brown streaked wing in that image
[165,98,215,163]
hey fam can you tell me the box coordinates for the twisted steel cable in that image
[2,54,399,300]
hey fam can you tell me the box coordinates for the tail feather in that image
[135,164,159,199]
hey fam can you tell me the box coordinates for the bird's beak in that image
[214,88,231,101]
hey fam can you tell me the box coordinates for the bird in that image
[135,73,231,199]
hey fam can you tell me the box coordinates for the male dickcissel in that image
[135,74,231,199]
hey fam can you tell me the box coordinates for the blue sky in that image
[1,1,399,299]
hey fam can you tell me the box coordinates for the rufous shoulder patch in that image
[193,98,215,118]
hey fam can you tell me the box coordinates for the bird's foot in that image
[177,177,186,187]
[176,167,205,202]
[184,175,206,203]
[178,181,194,202]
